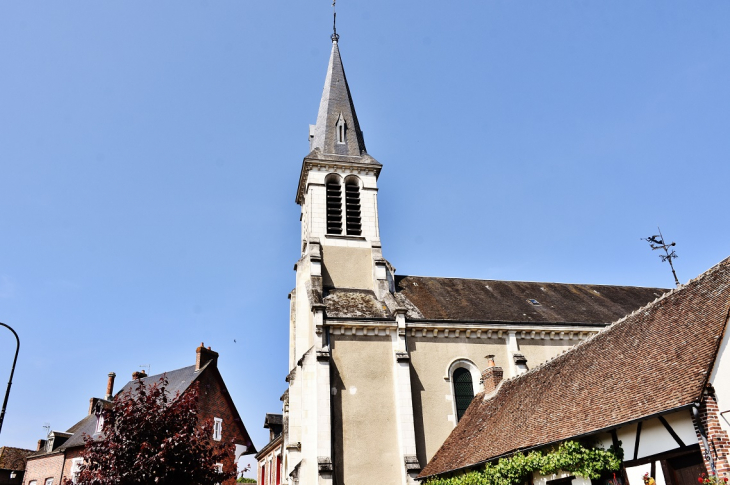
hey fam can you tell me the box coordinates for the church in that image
[263,30,666,485]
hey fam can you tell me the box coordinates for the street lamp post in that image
[0,322,20,435]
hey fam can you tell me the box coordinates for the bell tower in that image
[285,32,400,485]
[294,34,391,299]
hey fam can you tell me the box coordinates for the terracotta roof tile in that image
[0,446,34,471]
[420,256,730,479]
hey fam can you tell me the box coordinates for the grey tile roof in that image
[115,363,207,400]
[57,414,97,450]
[264,414,283,427]
[420,256,730,479]
[395,275,666,325]
[32,363,212,455]
[310,40,367,157]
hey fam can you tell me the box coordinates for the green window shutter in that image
[453,367,474,422]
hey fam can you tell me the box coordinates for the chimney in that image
[196,343,219,370]
[132,370,147,380]
[36,439,47,451]
[105,372,116,400]
[481,355,504,394]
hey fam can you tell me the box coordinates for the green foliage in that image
[236,478,257,483]
[425,441,623,485]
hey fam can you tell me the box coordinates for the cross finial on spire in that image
[331,0,339,43]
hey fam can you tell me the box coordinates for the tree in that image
[66,375,235,485]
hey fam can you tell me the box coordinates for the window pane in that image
[453,368,474,421]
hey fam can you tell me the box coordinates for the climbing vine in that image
[424,440,623,485]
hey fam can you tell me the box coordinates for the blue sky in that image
[1,0,729,476]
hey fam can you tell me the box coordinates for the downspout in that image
[326,325,338,485]
[691,402,716,475]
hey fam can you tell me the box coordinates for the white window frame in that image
[214,463,223,485]
[444,358,482,425]
[213,417,222,441]
[71,457,83,483]
[45,479,54,485]
[95,414,104,433]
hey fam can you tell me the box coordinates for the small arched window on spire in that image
[344,176,362,236]
[325,174,343,235]
[336,113,346,144]
[452,367,475,422]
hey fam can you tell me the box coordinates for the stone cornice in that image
[296,153,382,205]
[324,318,600,341]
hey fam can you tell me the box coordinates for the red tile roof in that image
[0,446,34,471]
[420,256,730,479]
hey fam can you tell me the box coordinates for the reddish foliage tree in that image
[65,375,235,485]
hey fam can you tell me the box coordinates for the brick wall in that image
[59,448,83,484]
[696,386,730,478]
[23,453,64,485]
[196,366,253,485]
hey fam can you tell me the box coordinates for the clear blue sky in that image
[1,0,729,476]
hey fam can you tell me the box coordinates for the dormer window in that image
[45,437,54,452]
[95,414,104,433]
[335,113,346,144]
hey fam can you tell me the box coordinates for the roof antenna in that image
[331,0,339,43]
[642,226,680,286]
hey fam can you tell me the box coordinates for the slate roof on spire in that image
[311,39,367,157]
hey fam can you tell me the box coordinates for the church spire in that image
[309,34,367,157]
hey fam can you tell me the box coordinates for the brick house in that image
[0,447,34,485]
[256,413,284,485]
[23,344,255,485]
[420,255,730,485]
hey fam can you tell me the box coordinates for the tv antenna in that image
[642,227,680,286]
[43,423,50,436]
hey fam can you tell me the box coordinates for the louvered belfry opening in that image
[326,180,343,235]
[345,180,362,236]
[453,368,475,422]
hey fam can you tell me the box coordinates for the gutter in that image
[418,403,694,481]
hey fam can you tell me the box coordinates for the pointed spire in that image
[310,37,367,157]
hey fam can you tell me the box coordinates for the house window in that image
[344,178,361,236]
[45,479,54,485]
[453,367,475,421]
[214,463,223,485]
[325,176,343,235]
[213,417,222,441]
[29,482,37,485]
[95,415,104,433]
[71,457,83,483]
[276,454,282,485]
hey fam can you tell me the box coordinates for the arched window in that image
[325,176,342,235]
[336,113,346,144]
[345,178,361,236]
[453,367,475,422]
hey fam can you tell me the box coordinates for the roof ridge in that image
[397,274,667,289]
